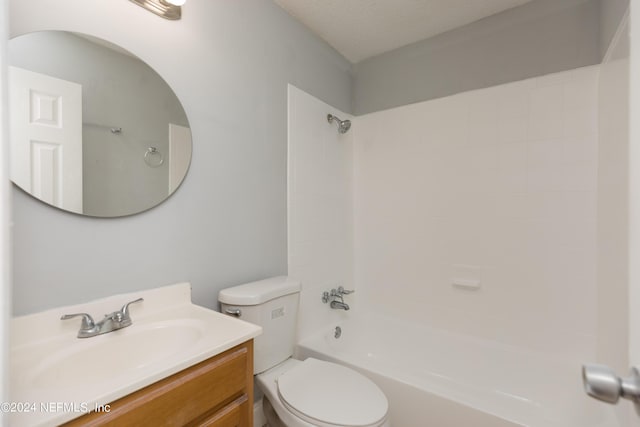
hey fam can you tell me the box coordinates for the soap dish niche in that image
[450,264,483,291]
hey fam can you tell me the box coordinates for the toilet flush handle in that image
[224,308,242,317]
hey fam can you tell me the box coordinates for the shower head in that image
[327,114,351,134]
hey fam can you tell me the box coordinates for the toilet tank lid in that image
[218,276,301,306]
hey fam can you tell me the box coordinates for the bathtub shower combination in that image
[296,312,617,427]
[286,50,626,425]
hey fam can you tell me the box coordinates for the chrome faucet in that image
[322,286,353,311]
[330,300,350,310]
[61,298,143,338]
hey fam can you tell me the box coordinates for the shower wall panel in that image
[287,85,355,340]
[354,66,599,358]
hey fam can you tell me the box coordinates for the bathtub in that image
[295,312,617,427]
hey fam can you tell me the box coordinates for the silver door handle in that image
[582,364,640,404]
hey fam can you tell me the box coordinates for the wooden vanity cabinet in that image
[64,340,254,427]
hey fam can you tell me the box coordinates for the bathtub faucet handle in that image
[322,291,330,303]
[337,286,354,295]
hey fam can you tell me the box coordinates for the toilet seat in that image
[277,358,388,427]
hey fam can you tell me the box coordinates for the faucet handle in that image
[337,286,354,295]
[61,313,96,330]
[323,287,355,304]
[120,298,144,319]
[322,291,330,303]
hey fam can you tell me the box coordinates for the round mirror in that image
[8,31,192,217]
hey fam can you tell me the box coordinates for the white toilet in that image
[219,276,391,427]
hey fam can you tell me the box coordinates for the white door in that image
[585,4,640,425]
[628,1,640,422]
[168,123,191,194]
[9,66,83,213]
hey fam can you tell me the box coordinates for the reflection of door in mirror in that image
[168,123,192,194]
[9,66,83,213]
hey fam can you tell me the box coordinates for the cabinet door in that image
[64,341,253,427]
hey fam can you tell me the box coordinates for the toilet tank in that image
[218,276,301,374]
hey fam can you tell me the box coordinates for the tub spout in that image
[330,300,350,310]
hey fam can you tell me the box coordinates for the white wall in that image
[628,0,640,384]
[0,0,10,419]
[287,85,354,339]
[354,66,599,357]
[9,0,352,315]
[596,9,629,377]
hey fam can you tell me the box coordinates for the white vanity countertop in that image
[9,282,262,427]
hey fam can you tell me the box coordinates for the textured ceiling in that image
[273,0,534,63]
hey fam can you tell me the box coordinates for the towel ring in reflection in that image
[144,147,164,168]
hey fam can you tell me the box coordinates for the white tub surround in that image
[289,66,603,425]
[297,312,617,427]
[10,283,261,427]
[287,84,355,339]
[289,66,600,359]
[354,65,599,358]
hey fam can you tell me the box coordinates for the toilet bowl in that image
[258,358,390,427]
[218,276,391,427]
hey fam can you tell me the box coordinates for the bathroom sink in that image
[27,320,205,389]
[10,283,262,427]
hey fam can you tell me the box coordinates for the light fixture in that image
[129,0,185,20]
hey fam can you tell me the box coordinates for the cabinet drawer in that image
[188,395,249,427]
[64,341,253,427]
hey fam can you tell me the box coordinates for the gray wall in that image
[10,0,628,316]
[9,31,189,217]
[10,0,352,315]
[600,0,629,58]
[353,0,600,115]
